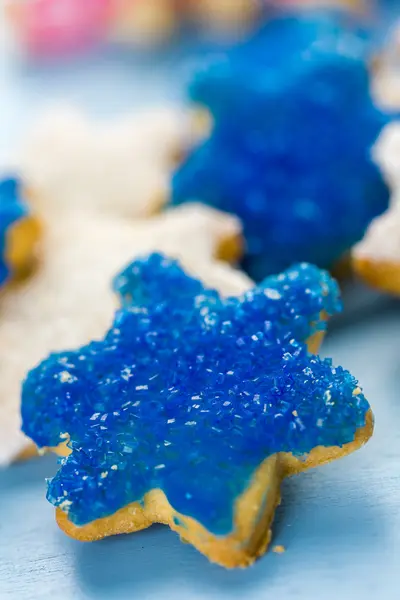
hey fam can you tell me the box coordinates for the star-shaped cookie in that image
[1,203,250,465]
[170,12,390,281]
[22,254,373,568]
[0,176,40,287]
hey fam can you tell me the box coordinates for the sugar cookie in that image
[171,12,390,281]
[22,255,373,568]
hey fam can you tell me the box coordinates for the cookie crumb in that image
[273,545,285,554]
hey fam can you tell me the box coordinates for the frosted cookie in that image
[171,12,390,281]
[0,176,40,287]
[352,203,400,295]
[373,122,400,192]
[22,256,373,568]
[20,105,193,219]
[0,204,250,465]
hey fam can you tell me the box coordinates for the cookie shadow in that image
[72,466,386,599]
[71,523,282,598]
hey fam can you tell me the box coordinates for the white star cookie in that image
[352,202,400,295]
[19,104,193,219]
[0,203,251,465]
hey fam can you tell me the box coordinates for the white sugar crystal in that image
[59,499,73,512]
[121,368,133,381]
[59,371,76,383]
[264,288,282,300]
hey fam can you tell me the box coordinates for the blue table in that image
[1,23,400,600]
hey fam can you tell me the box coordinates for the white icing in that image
[353,201,400,262]
[19,104,194,219]
[374,122,400,193]
[0,204,251,465]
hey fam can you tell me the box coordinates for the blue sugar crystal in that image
[171,13,390,281]
[0,177,29,286]
[22,254,369,535]
[115,253,206,308]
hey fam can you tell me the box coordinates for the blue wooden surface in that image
[1,20,400,600]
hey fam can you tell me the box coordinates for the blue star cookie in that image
[170,12,391,281]
[21,253,373,568]
[0,176,40,287]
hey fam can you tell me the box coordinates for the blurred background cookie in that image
[0,176,40,287]
[170,12,391,281]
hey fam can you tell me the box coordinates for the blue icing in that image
[0,177,28,286]
[21,254,369,535]
[171,12,391,281]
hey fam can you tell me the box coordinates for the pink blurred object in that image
[8,0,262,56]
[9,0,116,57]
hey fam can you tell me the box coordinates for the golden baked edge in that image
[56,410,373,568]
